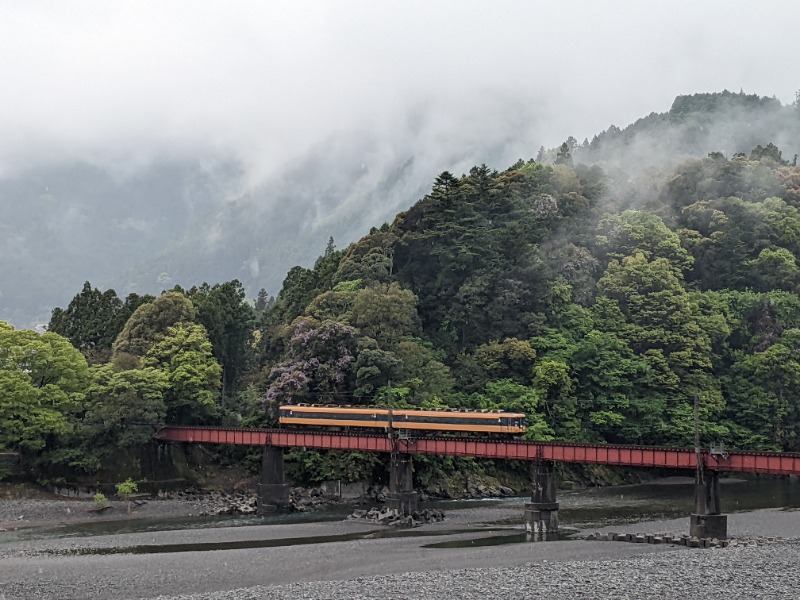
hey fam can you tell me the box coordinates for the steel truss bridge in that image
[155,426,800,476]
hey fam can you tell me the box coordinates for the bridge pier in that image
[524,459,558,540]
[388,452,418,515]
[258,445,290,513]
[690,469,727,539]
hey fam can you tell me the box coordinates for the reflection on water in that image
[557,476,800,529]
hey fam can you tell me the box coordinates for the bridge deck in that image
[155,426,800,476]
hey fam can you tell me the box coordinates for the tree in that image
[264,319,358,406]
[0,322,88,451]
[595,211,693,276]
[747,247,800,292]
[84,365,168,448]
[470,338,537,384]
[592,253,720,444]
[724,330,800,450]
[254,289,273,313]
[142,322,222,423]
[351,283,420,345]
[569,330,658,443]
[555,142,573,166]
[188,280,254,400]
[116,478,139,513]
[112,291,197,363]
[48,282,123,362]
[750,143,788,166]
[467,379,553,441]
[334,230,397,286]
[532,359,579,438]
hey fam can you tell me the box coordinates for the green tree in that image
[747,247,800,292]
[351,283,420,345]
[48,281,124,363]
[188,280,254,400]
[83,365,168,448]
[116,477,139,513]
[593,253,719,444]
[142,322,222,423]
[724,331,800,450]
[595,211,693,275]
[0,322,88,451]
[470,338,537,385]
[470,379,553,441]
[113,291,197,363]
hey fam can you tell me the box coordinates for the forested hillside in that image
[3,92,799,331]
[3,91,800,486]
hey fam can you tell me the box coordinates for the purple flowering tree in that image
[264,319,358,407]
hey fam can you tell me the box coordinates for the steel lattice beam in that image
[154,426,800,476]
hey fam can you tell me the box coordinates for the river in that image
[3,474,799,544]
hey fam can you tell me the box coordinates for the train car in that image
[278,405,526,435]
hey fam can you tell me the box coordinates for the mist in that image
[2,1,797,180]
[2,1,799,327]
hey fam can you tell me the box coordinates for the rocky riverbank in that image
[150,541,800,600]
[1,500,799,599]
[0,477,518,533]
[2,477,800,599]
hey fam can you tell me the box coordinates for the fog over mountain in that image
[1,1,798,327]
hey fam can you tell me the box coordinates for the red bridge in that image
[156,425,800,540]
[156,425,800,476]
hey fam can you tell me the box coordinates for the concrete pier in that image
[257,445,290,512]
[388,452,418,515]
[524,460,558,540]
[690,470,727,539]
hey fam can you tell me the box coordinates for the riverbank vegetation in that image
[3,91,800,487]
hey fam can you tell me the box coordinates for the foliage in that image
[83,364,168,448]
[49,282,155,364]
[112,291,197,362]
[93,492,109,508]
[264,319,358,406]
[142,322,222,423]
[187,280,254,400]
[116,477,138,498]
[116,477,139,513]
[14,101,800,485]
[0,322,88,452]
[284,449,382,484]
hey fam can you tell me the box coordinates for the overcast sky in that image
[1,1,797,180]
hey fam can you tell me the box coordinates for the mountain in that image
[571,91,799,169]
[2,91,798,328]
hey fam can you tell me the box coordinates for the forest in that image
[3,92,800,487]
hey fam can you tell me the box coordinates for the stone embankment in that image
[165,486,340,515]
[347,506,446,527]
[583,530,785,549]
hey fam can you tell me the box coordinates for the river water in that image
[555,475,800,528]
[4,475,799,544]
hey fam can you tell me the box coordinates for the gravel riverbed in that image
[151,542,800,600]
[1,494,799,599]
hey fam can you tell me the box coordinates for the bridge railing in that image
[154,426,800,476]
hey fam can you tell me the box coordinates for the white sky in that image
[1,1,797,179]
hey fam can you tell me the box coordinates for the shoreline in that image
[2,480,799,599]
[1,507,798,599]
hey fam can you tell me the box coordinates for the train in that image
[278,404,526,435]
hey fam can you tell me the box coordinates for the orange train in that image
[278,405,526,435]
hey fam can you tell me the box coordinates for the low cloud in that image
[1,1,797,186]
